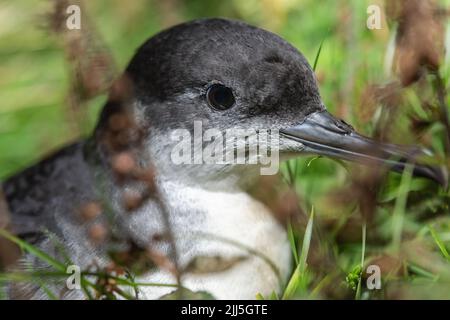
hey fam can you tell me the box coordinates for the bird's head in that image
[96,18,447,188]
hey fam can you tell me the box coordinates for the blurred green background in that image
[1,0,450,299]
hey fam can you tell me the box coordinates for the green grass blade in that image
[313,39,325,71]
[282,207,314,299]
[36,280,59,300]
[407,263,439,280]
[287,220,299,265]
[391,164,414,251]
[429,226,450,261]
[310,273,334,298]
[299,207,314,274]
[0,228,66,271]
[44,230,73,266]
[355,223,366,300]
[255,293,265,300]
[282,266,301,300]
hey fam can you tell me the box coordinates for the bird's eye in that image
[206,84,235,110]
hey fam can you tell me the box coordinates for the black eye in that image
[206,84,235,110]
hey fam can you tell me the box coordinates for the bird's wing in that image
[1,142,92,243]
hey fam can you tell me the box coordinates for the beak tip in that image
[413,164,448,189]
[437,167,449,189]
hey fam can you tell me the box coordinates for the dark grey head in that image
[97,18,446,187]
[125,18,322,129]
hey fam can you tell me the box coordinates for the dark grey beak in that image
[280,110,448,187]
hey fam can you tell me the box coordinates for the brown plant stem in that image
[434,72,450,156]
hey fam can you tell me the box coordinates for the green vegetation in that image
[1,0,450,299]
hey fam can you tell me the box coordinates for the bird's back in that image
[2,141,96,243]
